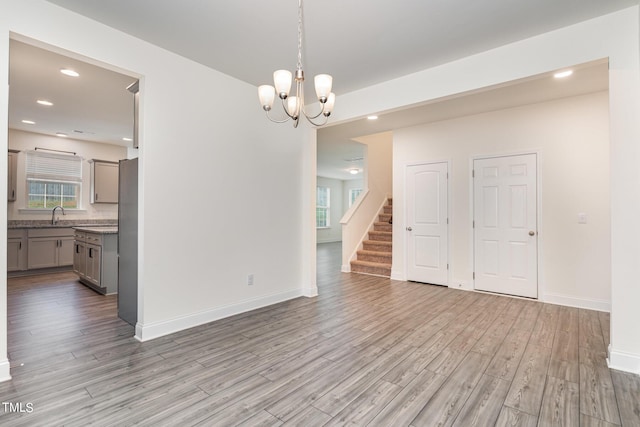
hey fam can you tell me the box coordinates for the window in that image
[26,150,82,209]
[349,188,363,207]
[316,186,330,228]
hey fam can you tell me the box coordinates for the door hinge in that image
[472,220,475,228]
[472,169,475,178]
[447,263,449,270]
[473,272,475,279]
[447,218,449,225]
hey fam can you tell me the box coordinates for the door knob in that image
[529,230,536,236]
[406,227,413,231]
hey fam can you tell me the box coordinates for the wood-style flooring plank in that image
[409,351,491,426]
[538,376,580,427]
[503,343,552,415]
[452,374,511,426]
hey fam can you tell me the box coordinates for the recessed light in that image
[122,137,133,142]
[554,70,573,79]
[60,68,80,77]
[21,120,36,125]
[367,115,378,120]
[37,99,53,106]
[56,132,68,138]
[350,168,359,175]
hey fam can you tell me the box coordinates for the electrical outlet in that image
[247,274,254,286]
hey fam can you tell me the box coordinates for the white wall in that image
[314,7,640,374]
[8,129,126,221]
[393,91,610,310]
[0,0,307,381]
[316,176,343,243]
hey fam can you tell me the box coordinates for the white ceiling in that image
[44,0,636,94]
[8,39,137,146]
[9,1,630,172]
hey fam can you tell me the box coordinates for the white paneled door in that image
[406,162,448,285]
[473,154,538,298]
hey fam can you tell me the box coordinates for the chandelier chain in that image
[297,0,303,71]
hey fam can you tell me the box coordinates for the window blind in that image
[26,150,82,182]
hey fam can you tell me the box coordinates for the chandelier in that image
[257,0,335,128]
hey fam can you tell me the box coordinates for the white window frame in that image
[316,186,330,228]
[348,188,363,207]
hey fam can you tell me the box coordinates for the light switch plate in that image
[578,213,588,224]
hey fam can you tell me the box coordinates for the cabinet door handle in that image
[19,241,21,250]
[95,193,98,201]
[89,248,93,258]
[11,190,14,199]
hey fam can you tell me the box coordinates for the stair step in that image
[368,230,392,242]
[350,260,391,277]
[357,250,392,263]
[362,240,392,252]
[383,205,393,214]
[373,222,392,232]
[378,213,392,222]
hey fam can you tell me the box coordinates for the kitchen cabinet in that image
[8,150,18,202]
[27,228,74,269]
[74,228,118,294]
[90,160,119,204]
[7,229,26,272]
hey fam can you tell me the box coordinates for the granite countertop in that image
[8,220,117,229]
[73,226,118,234]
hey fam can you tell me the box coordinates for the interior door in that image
[474,154,538,298]
[406,162,448,285]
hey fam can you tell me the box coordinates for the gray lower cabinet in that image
[26,228,74,269]
[74,230,117,294]
[7,229,25,272]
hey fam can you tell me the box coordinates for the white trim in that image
[0,359,11,383]
[608,344,640,375]
[543,292,610,312]
[134,288,304,342]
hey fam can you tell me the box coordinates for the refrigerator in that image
[118,158,138,326]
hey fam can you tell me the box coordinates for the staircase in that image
[350,198,393,277]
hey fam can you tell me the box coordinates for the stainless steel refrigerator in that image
[118,158,138,326]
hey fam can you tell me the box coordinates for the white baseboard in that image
[0,359,11,383]
[135,288,304,342]
[341,264,351,273]
[390,270,404,281]
[608,345,640,375]
[543,292,610,312]
[301,286,318,298]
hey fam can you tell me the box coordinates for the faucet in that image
[51,205,65,225]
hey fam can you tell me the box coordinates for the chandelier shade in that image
[257,0,335,127]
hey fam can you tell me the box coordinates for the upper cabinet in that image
[8,150,18,202]
[90,160,119,204]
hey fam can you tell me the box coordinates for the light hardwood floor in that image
[1,242,638,426]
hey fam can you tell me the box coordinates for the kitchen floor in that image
[1,249,639,426]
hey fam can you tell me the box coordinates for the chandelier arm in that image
[265,109,293,124]
[301,102,326,121]
[303,113,329,127]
